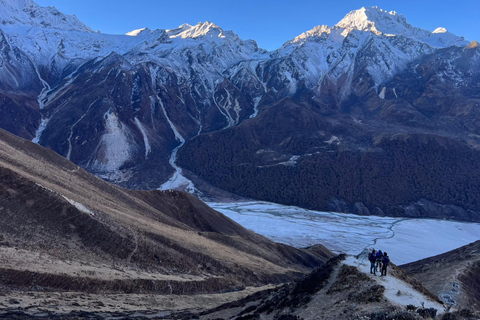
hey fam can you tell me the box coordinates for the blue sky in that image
[35,0,479,51]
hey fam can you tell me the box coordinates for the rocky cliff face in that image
[0,1,478,220]
[178,45,480,221]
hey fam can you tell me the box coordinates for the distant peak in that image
[287,6,468,50]
[291,25,331,43]
[168,21,222,38]
[336,6,409,35]
[433,27,448,34]
[0,0,93,32]
[126,28,147,36]
[333,6,467,47]
[166,21,239,41]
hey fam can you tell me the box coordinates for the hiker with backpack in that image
[375,250,383,270]
[368,249,377,275]
[381,252,390,276]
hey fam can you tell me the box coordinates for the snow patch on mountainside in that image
[433,27,448,34]
[32,117,49,144]
[88,111,133,172]
[134,117,151,159]
[126,28,147,36]
[62,195,95,216]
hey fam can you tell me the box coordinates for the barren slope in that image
[195,254,453,320]
[0,128,333,307]
[400,240,480,313]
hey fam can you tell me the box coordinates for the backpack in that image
[368,252,376,262]
[383,256,390,266]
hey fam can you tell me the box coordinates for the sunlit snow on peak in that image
[336,6,410,36]
[126,28,147,36]
[291,25,331,42]
[433,27,448,34]
[290,6,468,49]
[167,21,235,40]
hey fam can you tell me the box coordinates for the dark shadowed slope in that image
[400,240,480,313]
[0,128,334,298]
[192,255,459,320]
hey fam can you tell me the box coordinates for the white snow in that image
[433,27,448,34]
[325,136,340,144]
[149,68,197,193]
[34,182,56,194]
[393,88,398,98]
[345,256,444,311]
[167,21,230,40]
[214,88,236,127]
[89,111,132,172]
[62,195,95,216]
[375,219,480,264]
[134,117,152,159]
[32,63,51,110]
[32,116,50,144]
[379,87,387,99]
[159,165,196,193]
[1,1,468,120]
[250,96,262,118]
[126,28,147,36]
[0,0,93,32]
[208,201,480,265]
[277,6,468,92]
[278,155,300,166]
[335,7,467,48]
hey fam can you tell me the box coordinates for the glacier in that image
[209,201,480,265]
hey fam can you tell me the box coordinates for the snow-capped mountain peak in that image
[126,28,148,36]
[336,6,411,36]
[167,21,237,41]
[289,6,468,49]
[290,25,332,42]
[0,0,93,32]
[433,27,448,34]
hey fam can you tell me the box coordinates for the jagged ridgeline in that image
[1,1,479,221]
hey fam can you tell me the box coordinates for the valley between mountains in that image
[1,0,480,319]
[1,0,479,221]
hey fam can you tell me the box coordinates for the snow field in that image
[208,201,480,265]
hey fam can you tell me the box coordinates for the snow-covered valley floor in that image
[207,201,480,265]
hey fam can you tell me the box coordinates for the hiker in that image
[368,249,377,275]
[381,252,390,276]
[376,250,383,270]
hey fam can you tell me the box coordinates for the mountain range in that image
[0,0,479,221]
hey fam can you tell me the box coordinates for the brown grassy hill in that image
[0,128,333,311]
[400,240,480,313]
